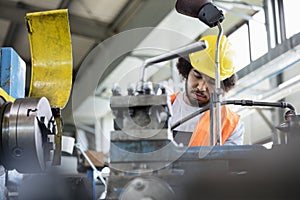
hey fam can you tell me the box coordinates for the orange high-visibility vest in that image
[170,93,240,146]
[170,93,179,104]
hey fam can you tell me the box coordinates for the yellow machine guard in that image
[26,9,72,108]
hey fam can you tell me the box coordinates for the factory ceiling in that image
[0,0,176,74]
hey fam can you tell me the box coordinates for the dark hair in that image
[176,57,237,92]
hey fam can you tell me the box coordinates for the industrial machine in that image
[104,1,300,198]
[0,8,72,172]
[107,50,300,199]
[0,9,73,199]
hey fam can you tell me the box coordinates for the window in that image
[228,24,251,71]
[283,1,300,39]
[228,10,268,71]
[249,10,268,61]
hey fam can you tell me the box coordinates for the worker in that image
[170,35,244,146]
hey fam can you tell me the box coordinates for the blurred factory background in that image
[0,0,300,199]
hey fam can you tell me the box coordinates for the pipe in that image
[214,22,223,145]
[170,99,296,131]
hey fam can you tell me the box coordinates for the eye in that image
[208,79,215,85]
[192,70,202,79]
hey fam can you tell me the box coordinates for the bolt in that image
[134,179,145,191]
[12,147,23,157]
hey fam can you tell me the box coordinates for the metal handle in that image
[139,40,208,83]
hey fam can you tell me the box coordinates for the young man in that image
[170,35,244,146]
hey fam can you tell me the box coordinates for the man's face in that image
[184,69,215,107]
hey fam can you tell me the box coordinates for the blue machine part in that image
[0,47,26,98]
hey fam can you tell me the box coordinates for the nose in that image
[197,79,207,91]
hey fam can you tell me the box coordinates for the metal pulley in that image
[0,97,56,173]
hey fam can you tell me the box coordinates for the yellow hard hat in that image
[189,35,236,80]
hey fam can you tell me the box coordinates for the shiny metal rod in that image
[139,40,208,83]
[215,22,223,145]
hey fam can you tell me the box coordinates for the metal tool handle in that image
[139,40,208,83]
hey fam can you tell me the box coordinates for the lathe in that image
[107,84,300,200]
[106,42,300,200]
